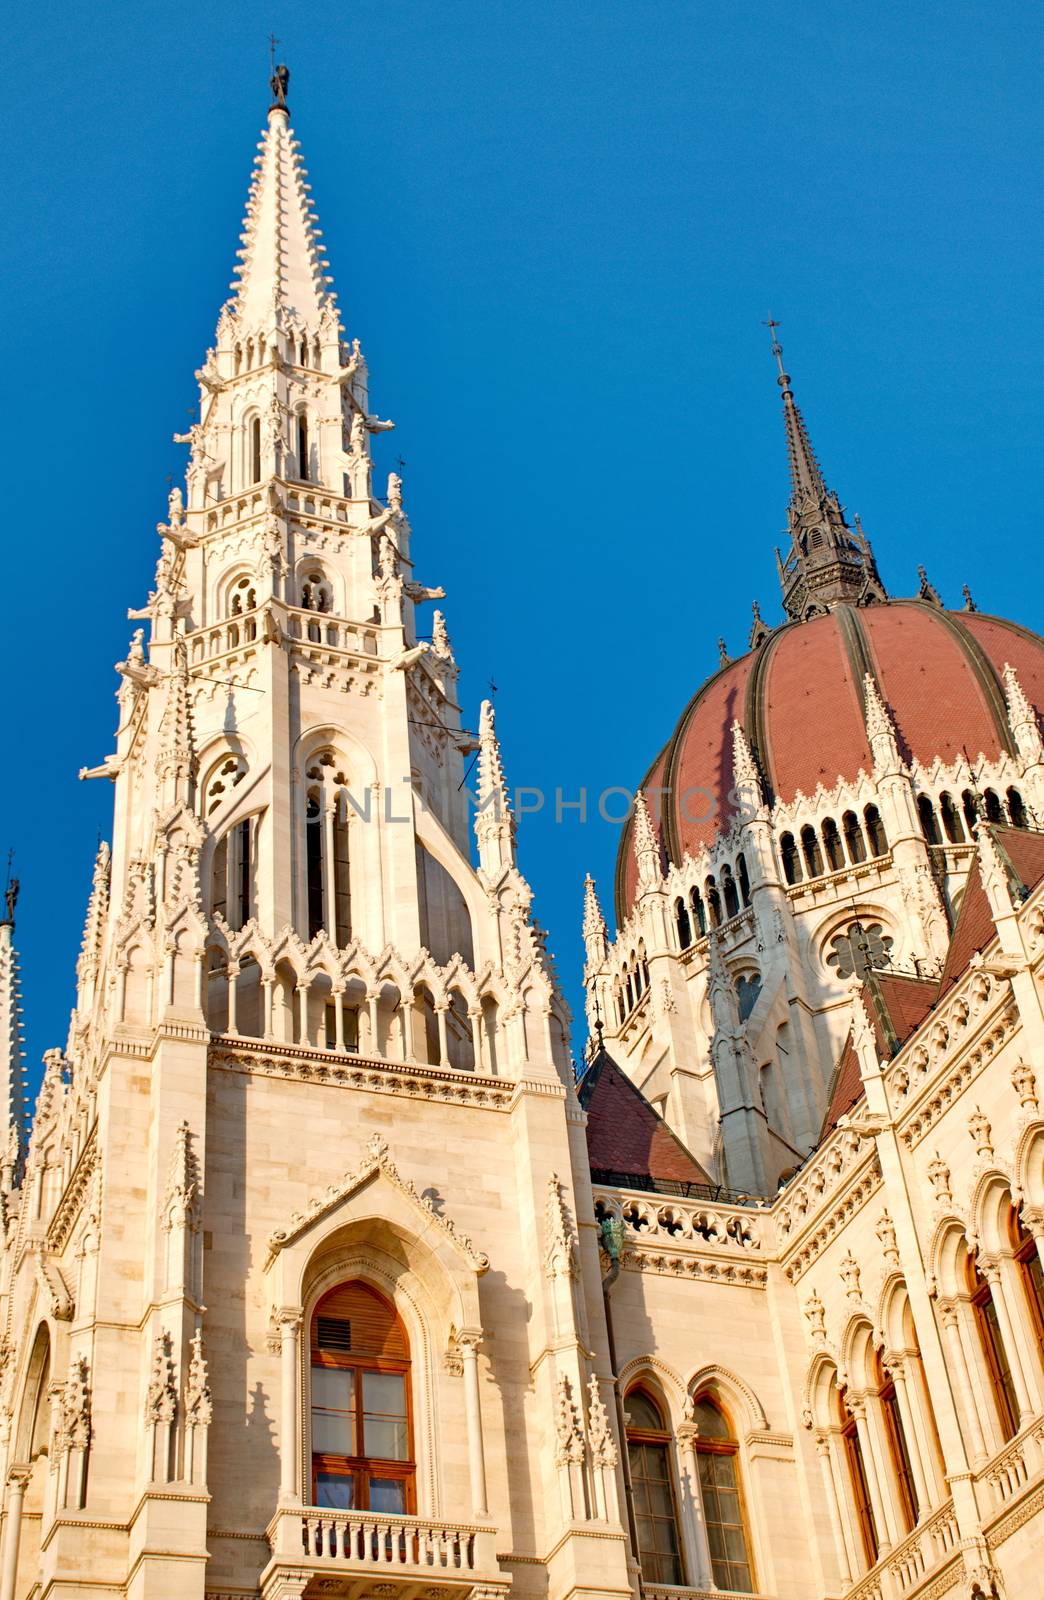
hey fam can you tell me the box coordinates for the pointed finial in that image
[749,600,770,649]
[863,672,901,773]
[731,720,763,802]
[917,566,942,607]
[1002,662,1044,763]
[474,698,515,870]
[632,792,662,891]
[962,583,977,613]
[764,316,789,390]
[582,873,610,971]
[717,637,730,668]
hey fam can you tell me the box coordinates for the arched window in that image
[780,832,802,884]
[300,336,309,367]
[736,853,751,907]
[873,1353,918,1534]
[836,1383,879,1569]
[227,575,257,617]
[822,818,845,872]
[250,416,261,484]
[705,877,722,928]
[917,795,941,844]
[301,572,333,614]
[864,805,888,857]
[983,788,1003,824]
[939,792,964,843]
[297,411,311,481]
[691,888,707,936]
[205,754,246,815]
[675,897,692,950]
[967,1253,1019,1442]
[735,972,762,1023]
[1008,788,1028,829]
[801,824,823,879]
[306,793,324,940]
[722,865,739,920]
[1009,1206,1044,1363]
[843,810,867,863]
[690,1396,754,1593]
[625,1388,684,1586]
[310,1281,414,1511]
[211,816,253,931]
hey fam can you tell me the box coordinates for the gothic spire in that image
[474,699,515,874]
[632,791,662,892]
[222,66,338,337]
[766,322,887,620]
[582,874,609,969]
[0,876,28,1185]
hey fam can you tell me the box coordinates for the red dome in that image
[616,601,1044,921]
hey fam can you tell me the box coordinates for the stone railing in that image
[844,1500,959,1600]
[285,605,380,657]
[882,960,1007,1120]
[263,1505,500,1589]
[594,1187,765,1251]
[775,1127,869,1246]
[977,1414,1044,1516]
[644,1587,767,1600]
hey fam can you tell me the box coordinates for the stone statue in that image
[3,878,18,926]
[168,486,184,526]
[270,63,290,109]
[349,410,368,456]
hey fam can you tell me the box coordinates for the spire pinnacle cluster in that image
[767,323,886,621]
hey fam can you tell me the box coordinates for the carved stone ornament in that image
[554,1374,585,1466]
[185,1331,212,1428]
[544,1173,580,1279]
[266,1132,489,1274]
[927,1152,953,1208]
[875,1210,900,1267]
[60,1356,91,1451]
[586,1374,617,1468]
[145,1331,178,1425]
[804,1288,827,1341]
[839,1252,862,1302]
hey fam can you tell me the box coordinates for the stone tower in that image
[0,75,627,1600]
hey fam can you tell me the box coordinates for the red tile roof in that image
[579,1050,713,1188]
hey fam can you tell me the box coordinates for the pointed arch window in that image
[836,1384,878,1569]
[917,795,941,844]
[961,790,979,835]
[967,1253,1019,1442]
[843,810,867,863]
[1008,788,1028,829]
[822,817,845,872]
[690,887,707,936]
[722,865,739,920]
[624,1387,684,1586]
[780,831,801,885]
[691,1396,754,1593]
[983,788,1003,824]
[1010,1206,1044,1362]
[736,853,751,906]
[306,792,324,940]
[939,792,964,843]
[864,805,888,857]
[310,1281,414,1511]
[801,824,823,878]
[250,416,262,484]
[873,1352,918,1533]
[705,877,722,928]
[297,411,310,482]
[675,897,692,950]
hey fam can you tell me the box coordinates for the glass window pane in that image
[364,1418,409,1460]
[316,1471,356,1509]
[654,1519,678,1554]
[369,1476,406,1513]
[646,1479,674,1517]
[312,1366,355,1409]
[363,1371,406,1414]
[312,1409,355,1456]
[626,1392,664,1430]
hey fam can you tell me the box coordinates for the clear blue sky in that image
[4,1,1042,1090]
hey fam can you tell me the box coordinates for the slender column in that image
[937,1301,987,1460]
[862,1390,904,1544]
[436,1005,450,1069]
[815,1431,852,1587]
[115,964,128,1023]
[296,985,309,1047]
[675,1423,714,1588]
[884,1355,932,1514]
[278,1310,302,1505]
[994,1256,1044,1412]
[368,994,380,1056]
[332,988,345,1053]
[825,1428,864,1578]
[469,1008,485,1074]
[262,977,274,1039]
[322,800,336,938]
[358,998,372,1055]
[226,962,239,1034]
[458,1333,488,1516]
[0,1472,28,1600]
[850,1396,891,1554]
[904,1351,946,1500]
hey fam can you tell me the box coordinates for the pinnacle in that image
[582,874,608,943]
[225,109,338,334]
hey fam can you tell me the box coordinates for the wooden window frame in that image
[968,1256,1019,1442]
[1009,1207,1044,1362]
[310,1344,416,1513]
[837,1387,879,1571]
[625,1387,686,1588]
[691,1396,756,1595]
[877,1375,918,1533]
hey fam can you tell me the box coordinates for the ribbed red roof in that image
[579,1051,712,1188]
[616,601,1044,921]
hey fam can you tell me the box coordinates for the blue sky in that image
[3,1,1042,1089]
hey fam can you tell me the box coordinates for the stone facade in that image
[1,74,1043,1600]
